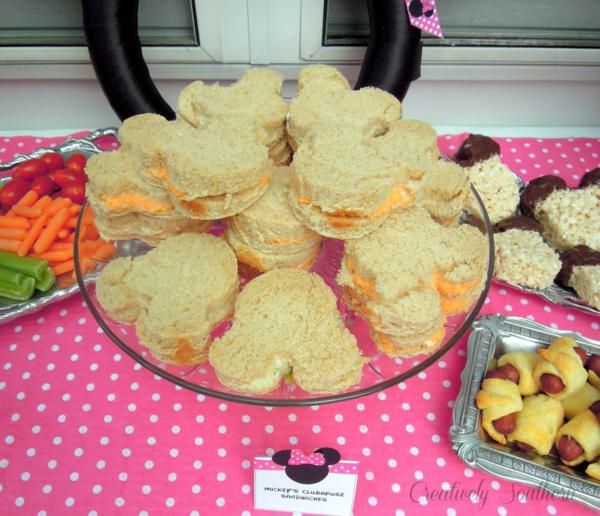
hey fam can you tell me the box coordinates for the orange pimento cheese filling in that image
[299,184,414,228]
[104,193,173,214]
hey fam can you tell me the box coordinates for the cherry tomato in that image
[30,175,57,197]
[40,152,64,171]
[13,158,47,181]
[60,184,86,204]
[54,168,87,188]
[65,153,87,172]
[0,178,32,207]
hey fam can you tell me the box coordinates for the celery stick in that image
[0,276,35,301]
[35,267,55,293]
[0,251,48,281]
[0,266,25,287]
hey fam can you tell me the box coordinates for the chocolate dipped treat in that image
[519,175,568,218]
[579,167,600,189]
[494,215,543,235]
[453,134,501,168]
[556,245,600,288]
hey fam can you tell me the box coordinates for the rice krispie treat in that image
[464,155,520,224]
[534,186,600,251]
[494,228,561,289]
[453,134,520,225]
[570,266,600,311]
[556,245,600,310]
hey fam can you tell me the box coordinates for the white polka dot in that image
[362,447,371,456]
[165,497,175,507]
[368,496,377,506]
[365,471,375,480]
[312,425,321,434]
[392,483,401,493]
[406,424,415,433]
[388,459,397,468]
[410,447,419,456]
[168,472,177,481]
[65,497,75,507]
[337,436,346,445]
[216,497,225,507]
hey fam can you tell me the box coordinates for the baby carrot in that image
[12,205,42,218]
[34,207,69,255]
[33,195,53,211]
[15,190,39,207]
[52,259,74,276]
[32,250,73,262]
[49,242,72,251]
[68,205,81,216]
[86,224,100,240]
[66,216,79,229]
[92,242,116,261]
[0,239,20,253]
[0,215,30,229]
[46,197,72,217]
[0,228,26,240]
[17,213,48,257]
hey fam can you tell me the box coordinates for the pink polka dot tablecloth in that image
[1,132,599,516]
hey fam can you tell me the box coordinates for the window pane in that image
[325,0,600,47]
[0,0,197,46]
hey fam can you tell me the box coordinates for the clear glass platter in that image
[75,187,494,406]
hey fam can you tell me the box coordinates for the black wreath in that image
[81,0,422,121]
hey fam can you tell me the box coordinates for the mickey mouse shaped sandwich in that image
[209,268,366,394]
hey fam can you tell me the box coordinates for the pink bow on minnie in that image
[288,449,325,466]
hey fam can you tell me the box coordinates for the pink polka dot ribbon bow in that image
[405,0,444,38]
[288,449,326,466]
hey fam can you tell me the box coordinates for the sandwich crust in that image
[226,167,322,271]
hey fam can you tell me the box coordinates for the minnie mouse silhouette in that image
[272,447,341,485]
[409,0,435,18]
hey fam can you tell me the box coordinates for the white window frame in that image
[0,0,250,67]
[299,0,600,82]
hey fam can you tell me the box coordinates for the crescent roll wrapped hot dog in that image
[561,383,600,420]
[555,405,600,467]
[532,336,588,400]
[497,351,540,396]
[476,378,523,445]
[587,461,600,481]
[507,394,564,455]
[587,354,600,389]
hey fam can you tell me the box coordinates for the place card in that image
[254,447,359,515]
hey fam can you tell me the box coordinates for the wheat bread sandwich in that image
[287,65,402,151]
[288,127,417,239]
[337,206,487,357]
[177,68,289,164]
[92,209,209,246]
[226,166,322,271]
[96,233,238,365]
[117,113,175,186]
[153,119,272,219]
[367,119,469,226]
[209,268,366,394]
[86,150,176,218]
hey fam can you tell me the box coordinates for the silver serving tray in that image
[450,314,600,511]
[0,127,117,324]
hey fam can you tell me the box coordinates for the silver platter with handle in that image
[0,128,117,324]
[450,314,600,511]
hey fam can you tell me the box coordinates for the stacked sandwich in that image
[225,167,322,272]
[337,206,487,357]
[91,64,491,392]
[287,66,470,240]
[86,68,289,244]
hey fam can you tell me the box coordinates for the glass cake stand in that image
[75,188,494,406]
